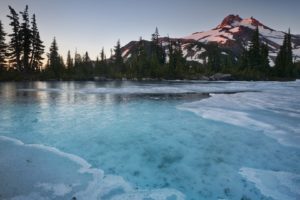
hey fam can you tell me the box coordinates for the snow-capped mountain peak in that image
[184,15,274,44]
[122,14,300,66]
[181,14,300,65]
[216,14,242,29]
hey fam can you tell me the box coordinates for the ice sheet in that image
[0,136,184,200]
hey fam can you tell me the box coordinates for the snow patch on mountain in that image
[229,27,240,33]
[184,29,234,44]
[186,48,206,63]
[122,49,130,57]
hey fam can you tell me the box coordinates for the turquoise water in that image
[0,81,300,200]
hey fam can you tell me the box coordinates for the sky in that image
[0,0,299,62]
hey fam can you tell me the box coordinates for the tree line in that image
[0,5,44,79]
[0,5,299,81]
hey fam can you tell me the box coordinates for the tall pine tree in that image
[66,50,73,69]
[151,27,165,65]
[168,40,186,78]
[286,29,294,76]
[150,27,165,77]
[82,51,93,77]
[30,14,44,71]
[113,40,124,75]
[0,20,7,71]
[48,37,63,78]
[7,6,22,70]
[275,29,294,77]
[114,40,123,65]
[74,49,82,67]
[100,47,106,62]
[137,37,148,77]
[260,43,269,71]
[248,26,261,67]
[19,5,32,73]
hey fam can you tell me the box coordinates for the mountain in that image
[121,14,300,66]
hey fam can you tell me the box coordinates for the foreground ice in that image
[0,81,300,200]
[0,136,184,200]
[239,167,300,200]
[178,81,300,148]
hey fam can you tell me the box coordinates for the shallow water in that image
[0,81,299,200]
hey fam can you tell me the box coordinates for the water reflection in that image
[0,81,211,108]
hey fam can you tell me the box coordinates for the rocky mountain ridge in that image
[121,14,300,66]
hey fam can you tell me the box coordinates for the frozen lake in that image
[0,81,300,200]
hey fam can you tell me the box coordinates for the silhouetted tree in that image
[286,29,294,76]
[100,47,106,62]
[168,40,186,78]
[248,26,261,67]
[74,50,82,67]
[96,47,107,75]
[114,40,123,65]
[260,42,269,71]
[48,37,63,78]
[151,27,165,65]
[66,50,73,69]
[137,37,149,77]
[30,14,44,71]
[0,20,7,71]
[7,6,22,70]
[83,51,90,63]
[150,27,165,77]
[82,51,93,76]
[113,39,124,75]
[275,29,294,77]
[19,5,32,73]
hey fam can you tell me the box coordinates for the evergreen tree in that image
[150,27,165,77]
[96,56,99,65]
[7,6,22,70]
[30,14,44,71]
[0,20,7,71]
[113,40,124,75]
[19,5,32,73]
[83,51,90,63]
[168,40,186,78]
[74,50,82,67]
[151,27,159,44]
[248,26,261,67]
[275,37,286,76]
[82,51,93,76]
[151,27,165,65]
[286,29,293,64]
[136,37,149,77]
[275,29,294,77]
[48,37,63,78]
[286,29,294,76]
[207,43,221,71]
[97,47,107,75]
[100,47,106,62]
[260,42,269,71]
[114,40,123,65]
[66,50,73,69]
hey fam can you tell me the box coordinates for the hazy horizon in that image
[0,0,299,62]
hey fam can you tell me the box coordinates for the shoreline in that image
[0,78,298,83]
